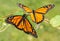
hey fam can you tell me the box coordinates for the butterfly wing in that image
[30,13,35,22]
[30,13,44,24]
[35,13,44,24]
[6,15,38,38]
[18,3,32,13]
[6,15,22,26]
[24,19,37,38]
[17,18,38,38]
[30,4,55,23]
[35,4,55,14]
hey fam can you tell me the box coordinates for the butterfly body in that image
[6,14,38,38]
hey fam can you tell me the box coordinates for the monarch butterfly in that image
[18,3,55,24]
[5,14,38,38]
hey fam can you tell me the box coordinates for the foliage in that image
[0,0,60,41]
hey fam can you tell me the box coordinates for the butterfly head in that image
[5,16,14,24]
[22,14,27,19]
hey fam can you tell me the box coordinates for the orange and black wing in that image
[30,13,44,24]
[24,19,37,38]
[5,15,22,26]
[35,4,55,14]
[30,4,55,23]
[18,3,32,13]
[6,15,38,38]
[35,13,44,24]
[17,18,38,38]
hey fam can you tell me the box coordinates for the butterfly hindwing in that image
[6,15,38,38]
[30,13,44,24]
[24,19,37,37]
[35,13,44,24]
[30,13,35,22]
[17,20,24,30]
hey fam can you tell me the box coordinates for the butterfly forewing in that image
[11,16,22,25]
[35,4,55,14]
[18,3,32,13]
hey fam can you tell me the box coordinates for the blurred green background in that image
[0,0,60,41]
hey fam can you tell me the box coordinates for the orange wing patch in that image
[6,15,22,25]
[30,13,44,24]
[24,19,37,36]
[5,14,38,38]
[35,13,44,24]
[30,13,35,22]
[17,20,24,30]
[11,16,22,25]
